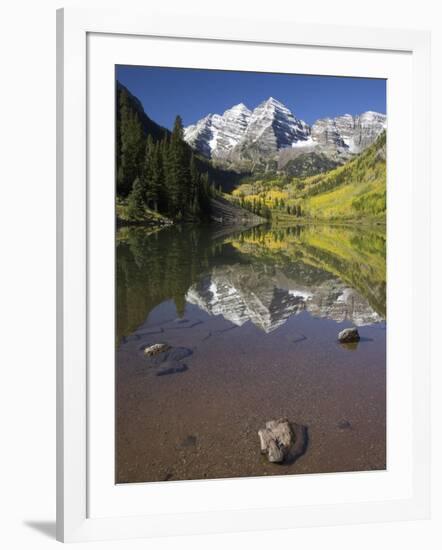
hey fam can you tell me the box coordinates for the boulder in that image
[143,343,170,357]
[338,327,360,343]
[258,418,295,463]
[142,346,192,367]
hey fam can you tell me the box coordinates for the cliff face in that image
[311,111,387,154]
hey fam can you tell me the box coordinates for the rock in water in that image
[337,419,352,430]
[338,327,360,343]
[143,343,170,357]
[258,419,295,463]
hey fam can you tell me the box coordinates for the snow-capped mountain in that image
[184,97,310,161]
[311,111,387,154]
[184,98,386,166]
[239,97,311,157]
[184,103,252,159]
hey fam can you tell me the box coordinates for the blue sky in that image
[116,65,386,130]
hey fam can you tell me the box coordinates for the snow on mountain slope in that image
[184,103,252,158]
[311,111,387,154]
[237,97,311,157]
[184,97,386,165]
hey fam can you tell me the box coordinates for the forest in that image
[117,84,224,224]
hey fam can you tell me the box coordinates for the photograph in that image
[115,66,387,484]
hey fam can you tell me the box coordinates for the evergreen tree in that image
[197,172,212,220]
[117,89,144,197]
[167,116,191,218]
[189,153,201,218]
[127,178,146,220]
[152,141,164,211]
[141,135,163,212]
[140,135,154,208]
[159,137,171,212]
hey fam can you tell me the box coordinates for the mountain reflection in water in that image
[116,223,386,342]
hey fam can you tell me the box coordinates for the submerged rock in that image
[143,343,170,357]
[181,435,197,448]
[139,345,192,376]
[156,361,188,376]
[143,346,192,366]
[338,327,360,343]
[258,418,295,463]
[337,419,352,430]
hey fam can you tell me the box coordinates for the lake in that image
[116,222,386,483]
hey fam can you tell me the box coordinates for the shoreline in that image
[116,216,386,232]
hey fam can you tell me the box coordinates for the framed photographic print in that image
[56,7,431,543]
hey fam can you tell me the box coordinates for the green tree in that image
[159,137,171,212]
[127,178,146,221]
[166,116,191,218]
[152,141,165,210]
[199,172,212,220]
[189,153,201,218]
[141,136,163,212]
[140,135,154,208]
[117,89,144,197]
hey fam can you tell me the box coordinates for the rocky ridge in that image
[184,98,386,169]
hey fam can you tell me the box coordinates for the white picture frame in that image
[56,7,431,543]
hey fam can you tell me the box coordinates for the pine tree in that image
[167,116,191,219]
[127,178,146,221]
[141,135,163,212]
[141,135,154,208]
[117,89,144,197]
[189,153,201,218]
[198,172,212,220]
[159,137,171,213]
[152,141,164,211]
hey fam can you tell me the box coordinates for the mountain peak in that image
[231,102,249,111]
[359,111,387,124]
[311,111,387,153]
[223,102,252,116]
[262,96,286,108]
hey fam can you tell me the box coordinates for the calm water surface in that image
[116,223,386,483]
